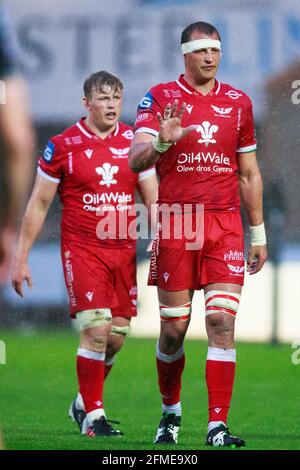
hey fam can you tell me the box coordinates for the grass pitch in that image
[0,330,299,450]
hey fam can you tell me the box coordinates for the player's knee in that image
[161,322,188,354]
[206,313,235,348]
[106,340,123,358]
[106,335,124,357]
[159,303,191,352]
[207,313,234,335]
[77,308,112,352]
[106,324,130,355]
[162,331,185,354]
[106,324,130,357]
[205,291,239,346]
[82,328,109,352]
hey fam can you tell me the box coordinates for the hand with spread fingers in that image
[157,99,197,145]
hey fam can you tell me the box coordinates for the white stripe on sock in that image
[77,348,105,361]
[156,342,184,363]
[162,402,182,417]
[207,347,236,363]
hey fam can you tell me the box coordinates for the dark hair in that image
[181,22,221,44]
[83,71,123,99]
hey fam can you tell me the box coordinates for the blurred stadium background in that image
[1,0,300,451]
[1,0,299,343]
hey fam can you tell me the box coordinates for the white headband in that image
[181,38,221,55]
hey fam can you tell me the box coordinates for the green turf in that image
[0,330,299,450]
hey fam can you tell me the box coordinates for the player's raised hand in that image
[11,257,33,297]
[157,100,197,144]
[247,245,267,275]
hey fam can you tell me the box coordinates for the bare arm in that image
[0,77,35,228]
[238,151,267,274]
[129,132,160,173]
[0,77,35,268]
[11,174,58,296]
[129,99,196,173]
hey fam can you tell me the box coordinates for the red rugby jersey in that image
[38,119,154,246]
[134,75,256,211]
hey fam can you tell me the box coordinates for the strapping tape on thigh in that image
[204,290,240,317]
[159,302,191,321]
[110,325,131,336]
[76,308,112,331]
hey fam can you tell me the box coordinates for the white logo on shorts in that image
[130,286,137,296]
[227,264,244,275]
[163,272,170,282]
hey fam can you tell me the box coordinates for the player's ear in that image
[82,96,89,110]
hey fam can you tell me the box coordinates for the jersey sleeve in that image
[38,138,64,183]
[134,89,162,136]
[236,97,257,154]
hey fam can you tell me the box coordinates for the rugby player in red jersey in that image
[129,22,267,447]
[11,71,158,438]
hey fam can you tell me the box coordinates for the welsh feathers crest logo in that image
[196,121,219,146]
[95,163,119,188]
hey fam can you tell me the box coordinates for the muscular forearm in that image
[239,172,264,226]
[129,142,161,173]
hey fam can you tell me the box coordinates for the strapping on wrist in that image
[152,135,172,153]
[249,222,267,246]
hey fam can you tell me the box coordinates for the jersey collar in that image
[176,74,221,97]
[76,118,120,140]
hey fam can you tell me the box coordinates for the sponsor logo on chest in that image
[211,104,233,118]
[109,147,130,159]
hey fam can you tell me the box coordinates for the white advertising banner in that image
[8,0,300,121]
